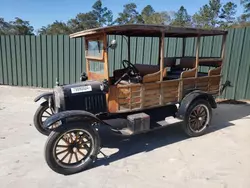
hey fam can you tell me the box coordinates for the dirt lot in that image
[0,85,250,188]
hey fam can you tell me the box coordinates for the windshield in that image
[86,40,104,58]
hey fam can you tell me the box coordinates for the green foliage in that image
[38,21,71,35]
[38,0,113,34]
[219,2,237,28]
[1,0,249,35]
[0,18,11,34]
[192,0,221,28]
[92,0,113,26]
[241,0,250,21]
[141,5,171,24]
[115,3,142,24]
[67,12,99,33]
[171,6,191,27]
[0,17,34,35]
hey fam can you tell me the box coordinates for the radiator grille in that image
[65,93,107,114]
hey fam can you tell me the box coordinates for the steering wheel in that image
[122,60,139,76]
[114,60,140,85]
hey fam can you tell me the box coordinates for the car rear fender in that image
[176,90,216,119]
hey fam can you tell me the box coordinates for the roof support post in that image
[160,32,165,81]
[128,36,131,62]
[195,36,200,77]
[221,34,227,60]
[182,38,186,57]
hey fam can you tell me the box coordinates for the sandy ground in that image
[0,85,250,188]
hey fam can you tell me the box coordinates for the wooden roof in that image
[69,24,228,38]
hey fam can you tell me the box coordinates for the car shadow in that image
[88,103,250,171]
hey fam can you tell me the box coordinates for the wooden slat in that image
[144,99,160,107]
[144,83,160,90]
[209,90,219,95]
[196,76,209,82]
[163,97,178,103]
[143,71,161,83]
[209,85,220,91]
[131,91,141,98]
[131,103,141,109]
[209,77,221,85]
[118,97,141,105]
[162,86,179,93]
[108,86,118,113]
[161,80,180,87]
[196,83,208,88]
[196,86,208,91]
[144,89,161,96]
[163,91,178,98]
[181,68,196,78]
[208,67,221,76]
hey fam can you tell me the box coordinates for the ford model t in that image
[33,24,228,175]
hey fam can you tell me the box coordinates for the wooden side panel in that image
[117,85,143,111]
[108,86,118,113]
[182,78,196,94]
[142,71,161,83]
[181,68,196,78]
[208,76,221,95]
[196,77,209,91]
[143,82,161,108]
[208,66,221,76]
[179,68,196,99]
[161,80,179,104]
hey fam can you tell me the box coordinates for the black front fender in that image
[34,92,53,102]
[176,90,217,119]
[43,110,103,129]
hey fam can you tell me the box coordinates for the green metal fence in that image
[0,27,250,100]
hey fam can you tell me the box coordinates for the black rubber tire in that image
[182,99,212,137]
[33,101,52,136]
[44,122,100,175]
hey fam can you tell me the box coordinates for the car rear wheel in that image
[33,101,55,136]
[182,99,212,137]
[44,123,100,175]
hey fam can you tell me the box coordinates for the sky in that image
[1,0,243,31]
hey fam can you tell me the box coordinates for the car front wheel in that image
[44,122,100,175]
[33,101,54,136]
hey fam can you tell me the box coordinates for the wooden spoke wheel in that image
[188,104,209,133]
[44,123,100,175]
[183,99,212,137]
[53,130,93,167]
[33,101,55,136]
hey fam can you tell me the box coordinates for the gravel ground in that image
[0,85,250,188]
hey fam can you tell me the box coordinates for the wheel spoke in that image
[56,149,68,155]
[42,115,50,118]
[189,118,196,123]
[56,145,68,148]
[68,153,73,163]
[74,153,79,162]
[50,107,55,114]
[192,121,197,130]
[60,151,70,162]
[62,137,70,144]
[196,121,201,130]
[44,110,52,116]
[67,133,74,143]
[77,149,86,157]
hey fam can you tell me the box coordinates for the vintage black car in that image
[33,24,228,175]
